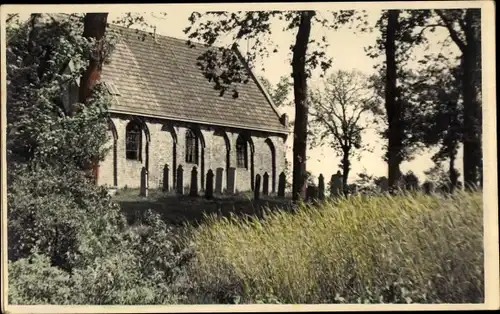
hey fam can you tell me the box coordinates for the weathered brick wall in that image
[98,114,287,194]
[114,117,148,188]
[208,131,229,190]
[148,122,175,189]
[97,128,115,187]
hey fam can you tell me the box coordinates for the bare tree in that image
[309,69,378,193]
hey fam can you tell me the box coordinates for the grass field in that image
[182,190,484,304]
[9,187,484,305]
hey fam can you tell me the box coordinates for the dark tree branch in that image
[435,10,466,52]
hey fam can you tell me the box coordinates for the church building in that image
[63,24,289,194]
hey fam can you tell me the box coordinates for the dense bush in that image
[7,14,193,305]
[185,191,484,304]
[9,209,193,305]
[8,163,126,271]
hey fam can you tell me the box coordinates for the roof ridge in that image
[108,23,217,50]
[44,13,220,50]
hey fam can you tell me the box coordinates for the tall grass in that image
[185,191,484,304]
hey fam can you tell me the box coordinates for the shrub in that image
[7,15,194,305]
[8,254,73,305]
[9,209,194,305]
[186,191,484,304]
[8,163,127,272]
[124,209,196,303]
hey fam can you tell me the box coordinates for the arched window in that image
[236,135,248,169]
[125,120,142,161]
[185,129,199,164]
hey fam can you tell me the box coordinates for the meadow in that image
[8,184,484,304]
[115,189,484,304]
[181,190,484,304]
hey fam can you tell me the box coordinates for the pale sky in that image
[8,6,466,184]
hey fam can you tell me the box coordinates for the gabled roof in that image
[100,24,288,134]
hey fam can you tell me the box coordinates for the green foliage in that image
[6,14,111,167]
[9,214,192,305]
[185,191,483,304]
[7,14,193,305]
[183,10,364,97]
[259,75,293,107]
[411,62,463,188]
[8,163,127,271]
[8,254,73,305]
[126,210,196,295]
[424,163,462,192]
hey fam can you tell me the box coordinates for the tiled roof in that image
[101,24,288,134]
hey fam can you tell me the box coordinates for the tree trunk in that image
[341,150,350,195]
[291,11,314,202]
[79,13,108,184]
[384,10,403,190]
[449,152,458,193]
[78,13,108,105]
[461,9,482,190]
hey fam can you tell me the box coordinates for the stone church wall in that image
[98,114,287,194]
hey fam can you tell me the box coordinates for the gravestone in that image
[254,174,261,200]
[190,166,199,197]
[262,172,269,196]
[162,164,169,192]
[330,171,343,197]
[422,181,435,195]
[306,185,318,202]
[278,171,286,198]
[215,167,224,194]
[205,169,214,200]
[318,174,325,200]
[140,167,148,197]
[227,167,236,194]
[176,165,184,195]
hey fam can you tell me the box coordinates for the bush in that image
[9,209,194,305]
[8,249,180,305]
[8,254,73,305]
[8,163,127,272]
[185,191,484,304]
[6,14,194,305]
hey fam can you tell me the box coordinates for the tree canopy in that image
[308,69,378,191]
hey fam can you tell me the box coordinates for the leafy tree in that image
[424,162,463,193]
[367,9,482,191]
[365,10,433,190]
[353,170,388,195]
[411,59,463,192]
[259,75,293,107]
[308,69,378,193]
[183,10,366,201]
[401,170,420,191]
[6,14,110,169]
[6,12,119,270]
[434,9,482,189]
[368,9,482,190]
